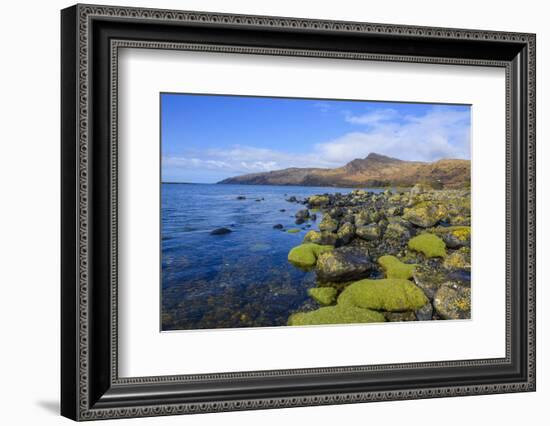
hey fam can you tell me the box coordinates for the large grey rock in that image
[356,223,381,241]
[316,246,374,283]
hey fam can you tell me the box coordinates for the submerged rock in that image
[273,224,284,230]
[433,283,471,319]
[316,246,374,283]
[286,228,301,234]
[338,278,428,312]
[295,209,310,220]
[236,195,246,200]
[210,227,232,235]
[308,287,337,306]
[408,233,446,258]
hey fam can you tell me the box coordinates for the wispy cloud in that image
[313,102,332,113]
[344,108,399,125]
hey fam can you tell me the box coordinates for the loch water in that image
[161,183,383,331]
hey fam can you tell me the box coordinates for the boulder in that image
[307,194,330,207]
[319,214,339,233]
[356,223,381,241]
[316,246,374,282]
[272,224,284,230]
[433,283,471,319]
[336,222,355,245]
[384,222,410,241]
[435,226,471,248]
[403,201,448,227]
[443,247,471,271]
[303,230,337,246]
[415,303,433,321]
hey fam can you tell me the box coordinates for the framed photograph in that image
[61,4,536,421]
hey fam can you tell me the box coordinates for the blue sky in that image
[161,93,471,183]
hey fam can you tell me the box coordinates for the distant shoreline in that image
[161,181,422,191]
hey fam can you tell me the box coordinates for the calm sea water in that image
[161,183,382,331]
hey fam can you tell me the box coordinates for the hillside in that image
[218,153,470,188]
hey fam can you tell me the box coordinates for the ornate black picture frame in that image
[61,4,536,421]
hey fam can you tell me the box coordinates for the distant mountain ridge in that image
[217,153,470,188]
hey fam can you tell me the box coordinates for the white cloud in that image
[163,106,470,181]
[318,107,470,163]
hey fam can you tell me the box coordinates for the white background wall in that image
[0,0,546,424]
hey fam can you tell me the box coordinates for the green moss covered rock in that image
[338,278,428,312]
[308,287,337,305]
[378,255,416,279]
[286,228,301,234]
[288,304,385,326]
[408,233,446,258]
[287,243,333,268]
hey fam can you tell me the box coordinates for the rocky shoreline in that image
[284,184,471,325]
